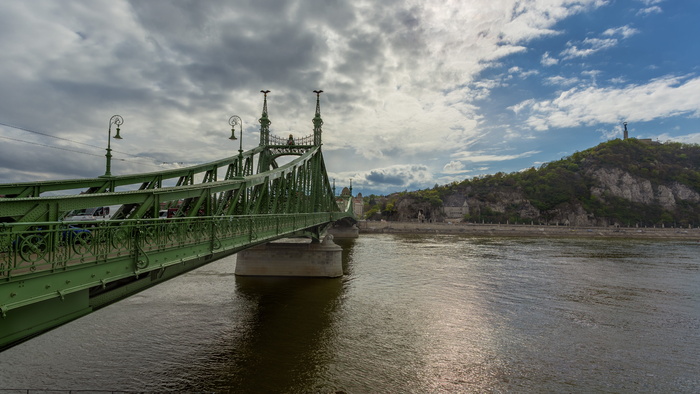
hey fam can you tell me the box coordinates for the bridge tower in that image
[235,89,344,277]
[310,90,326,212]
[256,90,273,173]
[255,89,327,174]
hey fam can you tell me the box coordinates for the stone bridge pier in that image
[235,235,342,277]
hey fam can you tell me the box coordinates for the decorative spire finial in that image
[259,90,272,146]
[312,90,324,146]
[260,90,270,116]
[313,90,323,117]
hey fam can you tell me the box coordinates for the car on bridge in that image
[62,205,121,223]
[158,208,180,219]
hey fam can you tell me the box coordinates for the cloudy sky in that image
[1,0,699,196]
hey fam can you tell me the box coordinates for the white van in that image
[63,205,122,222]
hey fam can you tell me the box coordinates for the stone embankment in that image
[358,221,700,240]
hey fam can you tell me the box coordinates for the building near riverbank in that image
[443,201,469,221]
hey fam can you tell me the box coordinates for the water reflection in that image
[165,239,355,393]
[0,235,697,392]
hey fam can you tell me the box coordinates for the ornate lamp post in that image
[229,115,243,177]
[102,115,123,177]
[228,115,243,153]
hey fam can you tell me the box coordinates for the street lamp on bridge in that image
[229,115,243,154]
[102,115,123,177]
[229,115,244,177]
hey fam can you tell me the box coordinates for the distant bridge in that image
[0,90,355,350]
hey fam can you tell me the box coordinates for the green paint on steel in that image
[0,91,356,351]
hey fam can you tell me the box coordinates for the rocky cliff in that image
[587,167,700,210]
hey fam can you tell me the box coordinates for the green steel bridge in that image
[0,91,355,351]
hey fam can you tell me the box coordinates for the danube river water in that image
[0,234,698,392]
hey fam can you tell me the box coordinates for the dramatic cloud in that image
[334,164,435,192]
[451,150,541,163]
[603,25,640,39]
[636,0,663,17]
[541,52,559,66]
[545,76,580,87]
[443,160,466,174]
[637,6,662,16]
[1,0,698,195]
[657,132,700,145]
[561,37,618,59]
[511,75,700,131]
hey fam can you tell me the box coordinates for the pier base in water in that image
[327,223,359,239]
[235,236,342,277]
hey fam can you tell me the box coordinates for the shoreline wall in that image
[358,220,700,240]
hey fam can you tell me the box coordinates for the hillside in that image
[364,138,700,227]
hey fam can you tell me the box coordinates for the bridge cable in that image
[0,121,200,169]
[0,135,110,158]
[0,120,141,157]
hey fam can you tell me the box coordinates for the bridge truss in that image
[0,90,354,350]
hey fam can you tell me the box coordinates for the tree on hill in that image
[366,139,700,227]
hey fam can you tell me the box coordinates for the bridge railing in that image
[0,213,332,282]
[269,133,314,146]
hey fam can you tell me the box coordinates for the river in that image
[0,234,698,393]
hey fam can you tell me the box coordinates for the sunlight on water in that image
[0,235,698,392]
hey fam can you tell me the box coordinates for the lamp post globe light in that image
[228,115,243,153]
[102,115,123,177]
[229,115,244,177]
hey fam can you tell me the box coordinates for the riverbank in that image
[358,220,700,240]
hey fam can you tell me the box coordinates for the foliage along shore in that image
[363,138,700,228]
